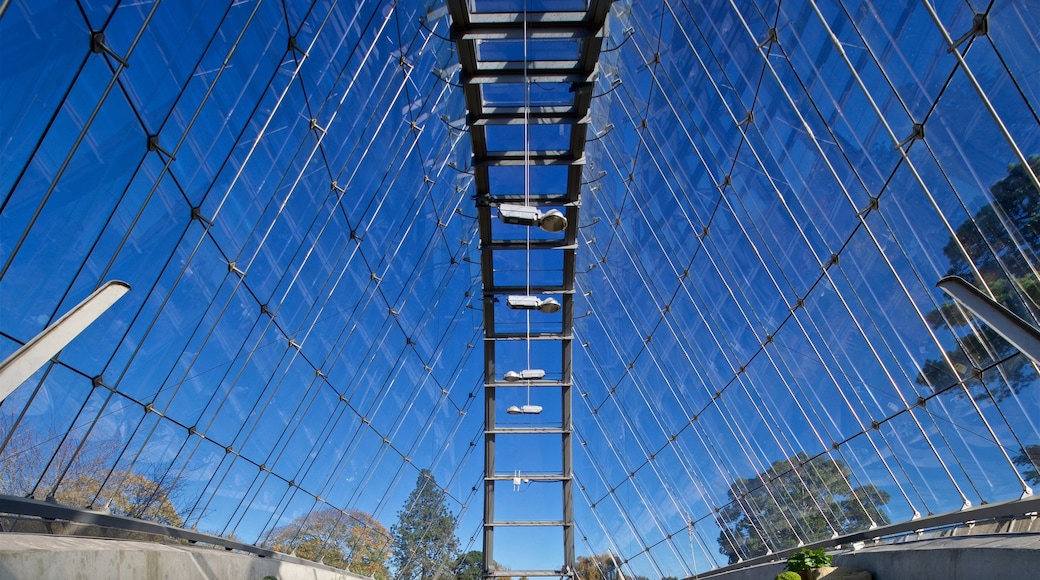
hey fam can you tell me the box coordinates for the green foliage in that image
[775,572,802,580]
[916,155,1040,401]
[785,548,832,572]
[716,453,890,564]
[1013,445,1040,486]
[390,469,460,580]
[453,550,484,580]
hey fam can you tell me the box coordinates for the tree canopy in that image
[56,469,184,526]
[916,155,1040,401]
[573,554,617,580]
[715,452,890,564]
[453,549,484,580]
[1013,444,1040,486]
[390,469,460,579]
[266,506,390,578]
[1,414,184,526]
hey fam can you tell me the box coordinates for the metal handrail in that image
[0,494,339,571]
[689,494,1040,579]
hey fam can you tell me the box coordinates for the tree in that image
[453,549,484,580]
[266,506,390,578]
[715,452,890,564]
[391,469,460,579]
[1013,444,1040,486]
[573,554,617,580]
[56,469,184,526]
[1,414,184,527]
[916,156,1040,401]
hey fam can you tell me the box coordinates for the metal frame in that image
[447,0,610,576]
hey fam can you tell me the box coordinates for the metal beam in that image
[470,113,589,126]
[484,285,574,295]
[467,11,589,25]
[487,520,567,526]
[486,571,565,578]
[485,473,571,481]
[484,380,572,388]
[0,281,130,402]
[486,428,571,434]
[483,333,572,341]
[937,275,1040,364]
[462,68,592,84]
[474,153,585,167]
[452,25,600,41]
[479,105,577,117]
[484,240,577,250]
[481,193,574,204]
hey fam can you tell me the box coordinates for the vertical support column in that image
[561,310,575,572]
[483,341,496,577]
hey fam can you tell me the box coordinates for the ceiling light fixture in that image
[503,368,546,382]
[497,203,568,233]
[506,295,561,313]
[506,404,543,415]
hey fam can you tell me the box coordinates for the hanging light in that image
[506,295,561,313]
[497,203,568,233]
[506,404,543,415]
[503,368,546,382]
[498,2,547,423]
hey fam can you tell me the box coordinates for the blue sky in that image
[1,0,1039,578]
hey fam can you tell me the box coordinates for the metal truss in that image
[447,0,611,577]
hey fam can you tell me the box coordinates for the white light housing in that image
[503,369,546,382]
[506,404,543,415]
[497,203,568,233]
[537,209,567,233]
[506,295,561,314]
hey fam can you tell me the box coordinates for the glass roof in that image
[1,0,1038,578]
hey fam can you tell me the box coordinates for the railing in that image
[0,494,330,570]
[690,494,1040,579]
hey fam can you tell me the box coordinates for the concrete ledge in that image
[836,534,1040,580]
[0,533,370,580]
[691,534,1040,580]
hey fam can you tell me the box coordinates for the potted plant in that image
[785,548,833,580]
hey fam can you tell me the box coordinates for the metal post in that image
[484,341,497,578]
[562,332,575,573]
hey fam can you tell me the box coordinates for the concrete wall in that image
[835,534,1040,580]
[0,533,371,580]
[692,534,1040,580]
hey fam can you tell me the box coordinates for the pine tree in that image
[391,469,461,579]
